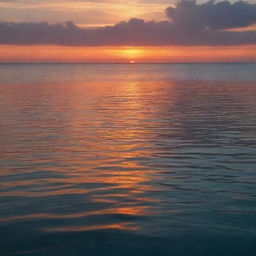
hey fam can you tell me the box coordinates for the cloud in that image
[166,0,256,30]
[0,0,256,46]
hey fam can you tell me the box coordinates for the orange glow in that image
[44,222,139,232]
[119,47,145,60]
[224,24,256,32]
[2,76,255,234]
[0,206,150,223]
[0,1,168,26]
[1,44,256,63]
[0,79,166,234]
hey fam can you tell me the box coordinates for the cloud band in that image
[0,1,256,46]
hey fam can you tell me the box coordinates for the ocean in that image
[0,63,256,256]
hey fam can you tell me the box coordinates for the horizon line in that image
[1,62,256,65]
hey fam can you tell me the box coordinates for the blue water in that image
[0,63,256,256]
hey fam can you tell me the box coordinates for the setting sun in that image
[1,45,256,63]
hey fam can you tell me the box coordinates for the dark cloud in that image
[0,0,256,46]
[166,0,256,30]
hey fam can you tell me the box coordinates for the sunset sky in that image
[1,0,256,62]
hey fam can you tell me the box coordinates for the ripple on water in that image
[0,64,256,255]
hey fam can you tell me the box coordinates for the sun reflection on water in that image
[1,65,256,240]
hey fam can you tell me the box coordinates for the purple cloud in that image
[166,0,256,30]
[0,1,256,46]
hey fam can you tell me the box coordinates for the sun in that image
[129,60,136,64]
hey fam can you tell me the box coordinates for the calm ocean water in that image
[0,63,256,256]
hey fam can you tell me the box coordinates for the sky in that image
[1,0,256,63]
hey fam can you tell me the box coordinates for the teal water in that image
[0,63,256,256]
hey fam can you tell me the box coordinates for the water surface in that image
[0,63,256,256]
